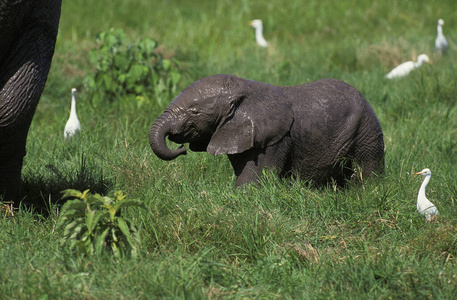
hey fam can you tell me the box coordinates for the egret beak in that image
[414,171,426,175]
[429,60,433,65]
[248,21,253,26]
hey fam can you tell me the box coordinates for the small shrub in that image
[86,28,182,106]
[56,189,149,258]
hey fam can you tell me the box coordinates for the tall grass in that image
[1,0,457,298]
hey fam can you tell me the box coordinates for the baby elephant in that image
[150,75,384,187]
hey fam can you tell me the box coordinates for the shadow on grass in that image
[20,154,111,216]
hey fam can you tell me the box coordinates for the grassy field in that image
[2,0,457,298]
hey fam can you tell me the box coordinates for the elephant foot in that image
[0,159,24,205]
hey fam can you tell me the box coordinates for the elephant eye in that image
[189,108,200,115]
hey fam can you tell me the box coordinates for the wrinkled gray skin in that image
[0,0,62,203]
[150,75,384,187]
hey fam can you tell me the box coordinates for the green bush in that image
[56,189,151,258]
[85,28,181,106]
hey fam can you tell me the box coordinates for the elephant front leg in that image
[0,155,24,204]
[227,143,291,187]
[0,138,26,204]
[228,151,265,187]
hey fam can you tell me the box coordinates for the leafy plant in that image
[56,189,150,258]
[86,28,182,106]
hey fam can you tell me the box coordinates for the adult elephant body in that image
[150,75,384,187]
[0,0,62,202]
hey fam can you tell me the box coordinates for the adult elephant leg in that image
[0,0,62,203]
[0,110,33,202]
[0,136,26,201]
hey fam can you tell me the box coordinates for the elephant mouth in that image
[189,141,209,152]
[169,132,210,152]
[168,133,189,144]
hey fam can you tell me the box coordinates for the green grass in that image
[2,0,457,298]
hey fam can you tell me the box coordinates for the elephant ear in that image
[207,86,293,155]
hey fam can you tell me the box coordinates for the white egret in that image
[385,54,431,79]
[414,168,439,221]
[64,88,80,139]
[249,19,268,48]
[435,19,448,55]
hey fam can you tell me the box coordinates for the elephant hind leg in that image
[354,135,385,180]
[328,158,354,187]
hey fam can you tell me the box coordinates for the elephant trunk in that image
[149,114,187,161]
